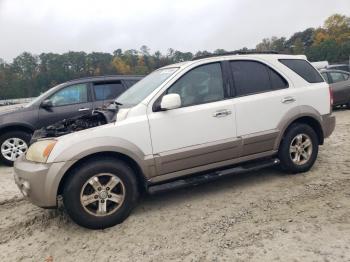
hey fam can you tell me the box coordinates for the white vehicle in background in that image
[14,52,335,229]
[311,61,329,70]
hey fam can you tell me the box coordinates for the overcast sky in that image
[0,0,349,61]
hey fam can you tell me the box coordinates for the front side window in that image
[49,84,88,106]
[93,81,125,101]
[166,63,224,107]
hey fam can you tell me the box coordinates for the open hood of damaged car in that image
[31,104,122,144]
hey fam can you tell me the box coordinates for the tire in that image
[278,123,319,174]
[0,131,31,166]
[63,158,139,229]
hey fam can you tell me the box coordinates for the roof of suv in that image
[161,54,308,70]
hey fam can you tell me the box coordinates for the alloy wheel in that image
[1,138,28,161]
[289,133,313,166]
[80,173,125,217]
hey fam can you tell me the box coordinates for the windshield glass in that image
[116,67,178,107]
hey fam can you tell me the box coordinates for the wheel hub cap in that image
[99,190,108,199]
[1,138,28,161]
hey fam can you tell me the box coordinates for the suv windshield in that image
[116,67,178,107]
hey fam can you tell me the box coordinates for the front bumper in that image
[322,114,336,139]
[14,155,75,208]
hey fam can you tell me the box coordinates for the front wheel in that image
[63,158,139,229]
[278,123,319,174]
[0,131,31,166]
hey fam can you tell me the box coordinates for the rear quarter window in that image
[279,59,324,83]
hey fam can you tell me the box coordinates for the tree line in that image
[0,14,349,99]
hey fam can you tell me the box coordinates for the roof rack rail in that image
[192,50,280,61]
[64,74,144,83]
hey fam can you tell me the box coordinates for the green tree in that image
[324,14,350,43]
[111,57,131,74]
[291,38,304,54]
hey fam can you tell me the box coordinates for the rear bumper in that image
[13,156,74,208]
[322,114,336,139]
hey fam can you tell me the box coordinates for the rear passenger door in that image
[92,80,127,108]
[230,60,296,157]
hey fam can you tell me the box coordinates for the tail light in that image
[329,85,334,111]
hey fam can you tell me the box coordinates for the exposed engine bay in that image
[31,103,119,143]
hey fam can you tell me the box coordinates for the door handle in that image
[78,108,90,112]
[213,109,232,118]
[281,97,296,104]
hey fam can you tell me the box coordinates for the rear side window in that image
[93,81,125,101]
[268,68,288,90]
[329,72,349,83]
[329,72,347,83]
[279,59,324,83]
[230,61,288,96]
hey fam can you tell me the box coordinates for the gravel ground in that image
[0,110,349,262]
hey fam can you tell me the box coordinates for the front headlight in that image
[26,140,57,163]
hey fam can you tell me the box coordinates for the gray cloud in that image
[0,0,349,61]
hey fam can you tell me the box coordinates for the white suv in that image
[14,54,335,229]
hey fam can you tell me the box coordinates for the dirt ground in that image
[0,110,349,262]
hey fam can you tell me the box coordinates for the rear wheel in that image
[63,158,139,229]
[278,123,319,174]
[0,131,31,166]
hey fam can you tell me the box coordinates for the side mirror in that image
[160,94,181,110]
[41,99,53,109]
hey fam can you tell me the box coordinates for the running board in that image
[147,158,280,194]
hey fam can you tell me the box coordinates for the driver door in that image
[38,83,93,128]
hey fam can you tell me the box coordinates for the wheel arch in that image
[57,151,148,196]
[276,115,324,150]
[0,124,34,137]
